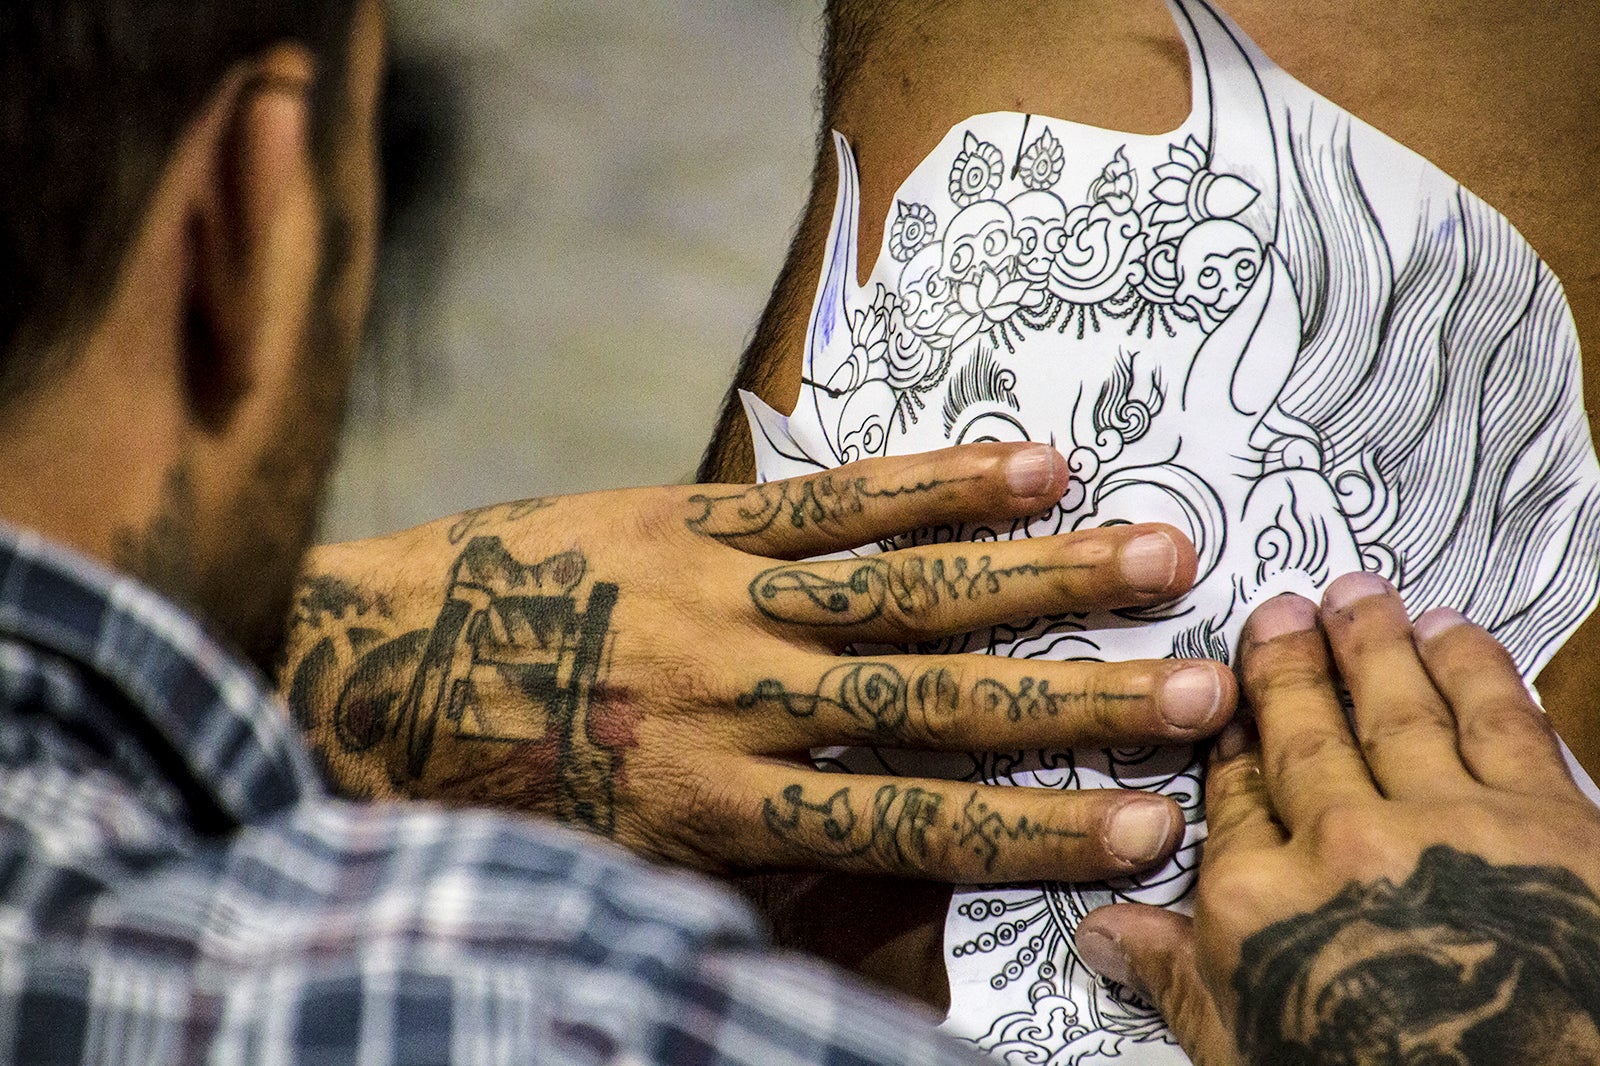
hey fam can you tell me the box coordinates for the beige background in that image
[321,0,821,542]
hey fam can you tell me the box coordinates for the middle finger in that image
[1317,572,1476,799]
[745,523,1195,646]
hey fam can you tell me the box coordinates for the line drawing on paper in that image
[741,0,1600,1059]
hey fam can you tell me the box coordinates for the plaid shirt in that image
[0,527,984,1065]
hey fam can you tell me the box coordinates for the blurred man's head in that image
[0,1,384,671]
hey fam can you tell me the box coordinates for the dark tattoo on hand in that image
[738,665,1144,741]
[446,497,554,546]
[953,792,1083,873]
[686,473,978,542]
[761,783,1082,875]
[763,783,943,869]
[749,555,1072,627]
[282,574,396,730]
[971,677,1145,721]
[288,537,625,836]
[738,662,959,739]
[1234,846,1600,1064]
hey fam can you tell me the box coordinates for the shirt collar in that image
[0,524,324,829]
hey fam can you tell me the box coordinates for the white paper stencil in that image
[741,0,1600,1059]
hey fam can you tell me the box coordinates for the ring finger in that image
[730,653,1234,753]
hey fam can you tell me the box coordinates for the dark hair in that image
[0,2,361,405]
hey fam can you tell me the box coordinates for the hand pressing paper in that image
[741,0,1600,1060]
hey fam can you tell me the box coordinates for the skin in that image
[1077,575,1600,1064]
[697,0,1600,1004]
[283,449,1236,884]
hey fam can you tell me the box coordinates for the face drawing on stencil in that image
[743,0,1600,1059]
[807,117,1350,669]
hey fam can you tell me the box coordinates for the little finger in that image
[745,768,1184,883]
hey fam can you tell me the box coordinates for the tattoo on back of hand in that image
[288,537,625,835]
[446,497,554,546]
[1234,845,1600,1063]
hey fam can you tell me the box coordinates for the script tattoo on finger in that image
[763,782,944,869]
[738,662,959,739]
[738,667,1148,741]
[1234,846,1600,1063]
[284,537,627,836]
[446,497,555,546]
[749,555,1072,627]
[971,677,1147,721]
[762,784,1083,875]
[686,472,979,542]
[954,792,1084,873]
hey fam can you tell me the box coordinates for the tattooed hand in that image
[279,441,1236,884]
[1076,573,1600,1064]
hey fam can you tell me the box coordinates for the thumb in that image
[1075,904,1241,1066]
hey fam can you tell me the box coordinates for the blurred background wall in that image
[320,0,822,542]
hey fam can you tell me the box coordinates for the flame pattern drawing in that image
[743,0,1600,1059]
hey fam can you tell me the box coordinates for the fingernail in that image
[1076,927,1134,989]
[1246,593,1317,643]
[1160,665,1223,729]
[1120,532,1179,593]
[1106,801,1175,865]
[1214,719,1251,761]
[1413,607,1468,644]
[1006,445,1062,497]
[1320,571,1394,614]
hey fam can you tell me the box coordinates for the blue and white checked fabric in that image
[0,527,985,1065]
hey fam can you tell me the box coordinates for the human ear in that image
[184,44,320,435]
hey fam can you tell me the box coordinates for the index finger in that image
[684,442,1069,560]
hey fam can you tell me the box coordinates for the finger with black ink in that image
[684,442,1069,559]
[741,769,1183,884]
[728,654,1234,753]
[744,523,1196,645]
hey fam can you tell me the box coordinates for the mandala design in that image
[1018,127,1066,191]
[949,132,1005,208]
[888,200,939,262]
